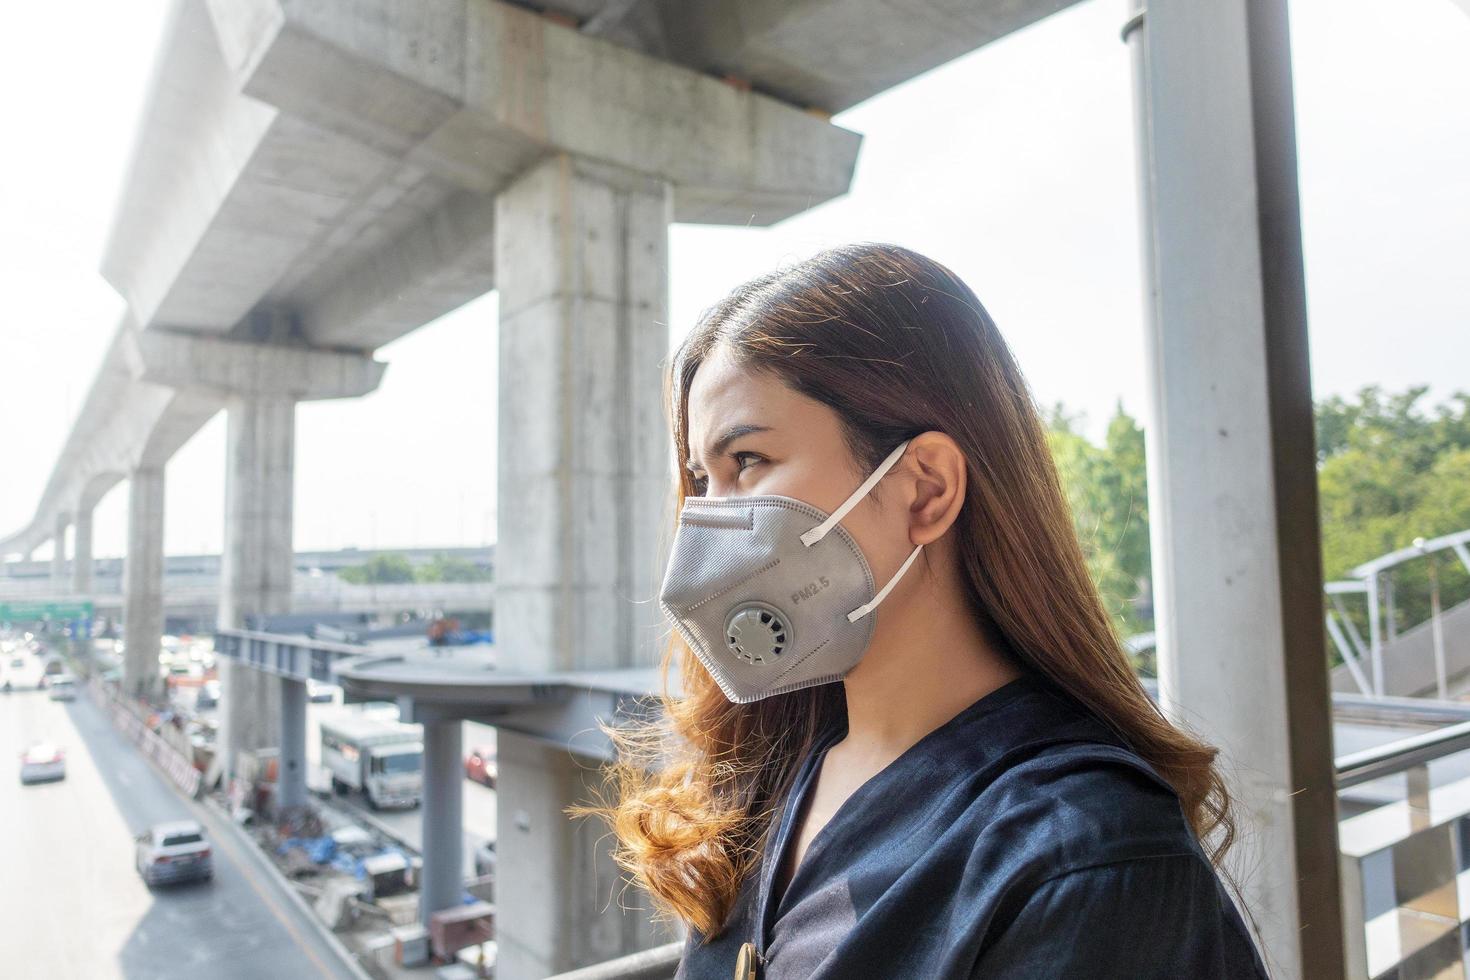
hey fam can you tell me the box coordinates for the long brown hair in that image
[569,242,1238,941]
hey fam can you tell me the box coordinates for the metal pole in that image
[279,676,308,808]
[1368,571,1384,696]
[1123,0,1178,714]
[1385,573,1397,641]
[1430,555,1447,700]
[420,717,464,929]
[1326,612,1372,696]
[1125,0,1345,972]
[1454,542,1470,576]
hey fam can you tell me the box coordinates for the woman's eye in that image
[733,452,764,473]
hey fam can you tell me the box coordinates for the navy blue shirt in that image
[674,673,1270,979]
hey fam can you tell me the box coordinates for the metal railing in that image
[545,721,1470,980]
[1336,715,1470,979]
[544,941,684,980]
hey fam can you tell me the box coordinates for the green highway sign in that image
[0,601,94,621]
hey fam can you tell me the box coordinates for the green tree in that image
[1044,385,1470,674]
[1045,401,1153,643]
[338,553,415,584]
[416,553,492,583]
[1316,386,1470,646]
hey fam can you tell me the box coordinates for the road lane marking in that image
[195,803,338,980]
[72,694,340,979]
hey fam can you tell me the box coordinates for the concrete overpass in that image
[1,0,1347,975]
[0,547,495,625]
[0,579,493,624]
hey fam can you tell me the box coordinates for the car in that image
[473,839,497,881]
[134,821,213,886]
[307,679,340,704]
[19,742,66,784]
[195,679,220,709]
[47,674,77,702]
[465,745,496,788]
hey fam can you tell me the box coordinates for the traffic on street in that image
[0,634,362,980]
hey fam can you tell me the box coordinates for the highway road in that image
[0,680,361,980]
[180,685,499,877]
[306,711,498,877]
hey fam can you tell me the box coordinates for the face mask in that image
[658,439,923,704]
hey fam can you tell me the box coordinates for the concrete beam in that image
[658,0,1086,114]
[494,154,670,675]
[71,509,94,595]
[103,0,442,333]
[123,468,166,701]
[293,188,498,350]
[1129,0,1343,976]
[127,329,386,402]
[0,319,224,562]
[217,395,294,779]
[102,0,278,331]
[212,0,861,224]
[50,513,69,591]
[492,150,672,976]
[497,730,675,977]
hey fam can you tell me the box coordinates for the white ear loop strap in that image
[798,439,912,548]
[847,542,922,623]
[792,438,922,624]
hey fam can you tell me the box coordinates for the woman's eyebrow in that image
[686,423,772,470]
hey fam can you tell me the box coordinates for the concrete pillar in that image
[50,512,69,590]
[217,394,293,780]
[124,468,166,701]
[1127,1,1343,977]
[420,718,464,929]
[278,677,307,809]
[497,731,671,977]
[494,153,671,674]
[71,508,94,595]
[492,154,674,976]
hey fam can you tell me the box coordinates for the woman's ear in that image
[904,431,967,547]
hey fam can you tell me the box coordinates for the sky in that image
[1,0,1466,561]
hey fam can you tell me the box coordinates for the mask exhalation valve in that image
[725,603,791,666]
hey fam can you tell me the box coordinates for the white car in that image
[307,679,340,703]
[19,742,66,784]
[135,821,213,886]
[47,675,78,702]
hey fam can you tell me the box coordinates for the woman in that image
[574,243,1270,979]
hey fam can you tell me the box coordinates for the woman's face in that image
[684,346,914,582]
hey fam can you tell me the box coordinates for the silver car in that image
[19,742,66,784]
[134,821,213,886]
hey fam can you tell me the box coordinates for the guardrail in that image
[544,941,684,980]
[533,717,1470,980]
[1336,715,1470,978]
[88,679,202,798]
[212,628,368,683]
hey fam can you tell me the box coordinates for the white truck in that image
[321,714,423,809]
